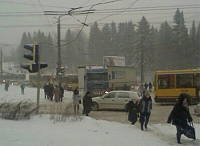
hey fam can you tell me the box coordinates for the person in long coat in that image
[72,88,79,113]
[4,80,9,91]
[126,100,139,125]
[20,82,25,94]
[83,91,93,116]
[139,92,152,130]
[167,93,193,144]
[53,85,61,102]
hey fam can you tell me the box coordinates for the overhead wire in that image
[87,0,139,25]
[37,0,57,41]
[60,0,122,47]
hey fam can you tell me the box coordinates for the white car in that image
[92,91,141,110]
[194,104,200,116]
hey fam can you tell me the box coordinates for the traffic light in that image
[21,43,48,73]
[58,67,65,76]
[53,75,56,80]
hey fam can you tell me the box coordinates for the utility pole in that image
[57,16,61,76]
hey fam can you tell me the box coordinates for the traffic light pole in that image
[36,44,41,113]
[0,50,2,83]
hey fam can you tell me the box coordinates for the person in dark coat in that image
[144,82,149,90]
[148,82,153,92]
[48,84,54,101]
[126,100,139,125]
[59,83,64,102]
[4,80,9,91]
[167,93,193,144]
[139,92,152,130]
[83,91,93,116]
[43,83,48,99]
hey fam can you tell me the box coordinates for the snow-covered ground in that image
[0,84,199,146]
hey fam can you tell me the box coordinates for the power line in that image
[0,0,72,9]
[37,0,57,41]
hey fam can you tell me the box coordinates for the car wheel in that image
[92,102,99,111]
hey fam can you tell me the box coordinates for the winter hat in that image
[178,93,191,105]
[145,91,150,96]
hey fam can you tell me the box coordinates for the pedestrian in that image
[139,91,152,130]
[139,84,144,96]
[167,93,194,144]
[53,85,61,102]
[43,83,48,99]
[144,82,149,90]
[149,82,153,92]
[59,83,64,102]
[48,84,54,101]
[83,91,93,116]
[20,81,25,94]
[123,83,128,90]
[4,80,9,91]
[126,100,139,125]
[72,88,79,114]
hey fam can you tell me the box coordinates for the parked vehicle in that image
[194,104,200,116]
[91,91,141,111]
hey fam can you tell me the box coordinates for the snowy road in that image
[0,84,200,146]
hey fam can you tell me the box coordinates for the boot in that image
[145,123,147,129]
[177,134,181,144]
[141,124,144,130]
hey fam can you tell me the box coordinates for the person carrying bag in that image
[167,93,196,144]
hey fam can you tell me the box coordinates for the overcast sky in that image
[0,0,199,54]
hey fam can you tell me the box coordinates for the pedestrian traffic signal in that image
[53,75,56,80]
[60,67,65,73]
[21,43,48,73]
[58,67,65,76]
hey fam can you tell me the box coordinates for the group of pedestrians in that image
[72,88,93,116]
[43,83,64,102]
[126,91,152,130]
[139,82,153,96]
[126,91,195,144]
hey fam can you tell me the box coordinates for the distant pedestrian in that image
[59,83,64,102]
[20,82,25,94]
[126,100,139,125]
[4,80,9,91]
[167,93,195,144]
[48,84,54,101]
[149,82,153,92]
[123,83,128,90]
[72,88,79,114]
[144,82,148,90]
[139,92,152,130]
[53,85,61,102]
[139,84,144,96]
[83,91,93,116]
[43,83,48,99]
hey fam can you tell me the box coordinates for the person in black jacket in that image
[126,100,139,125]
[139,92,152,130]
[59,83,64,102]
[167,93,193,144]
[83,91,93,116]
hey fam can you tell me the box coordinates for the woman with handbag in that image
[72,88,79,114]
[167,93,195,144]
